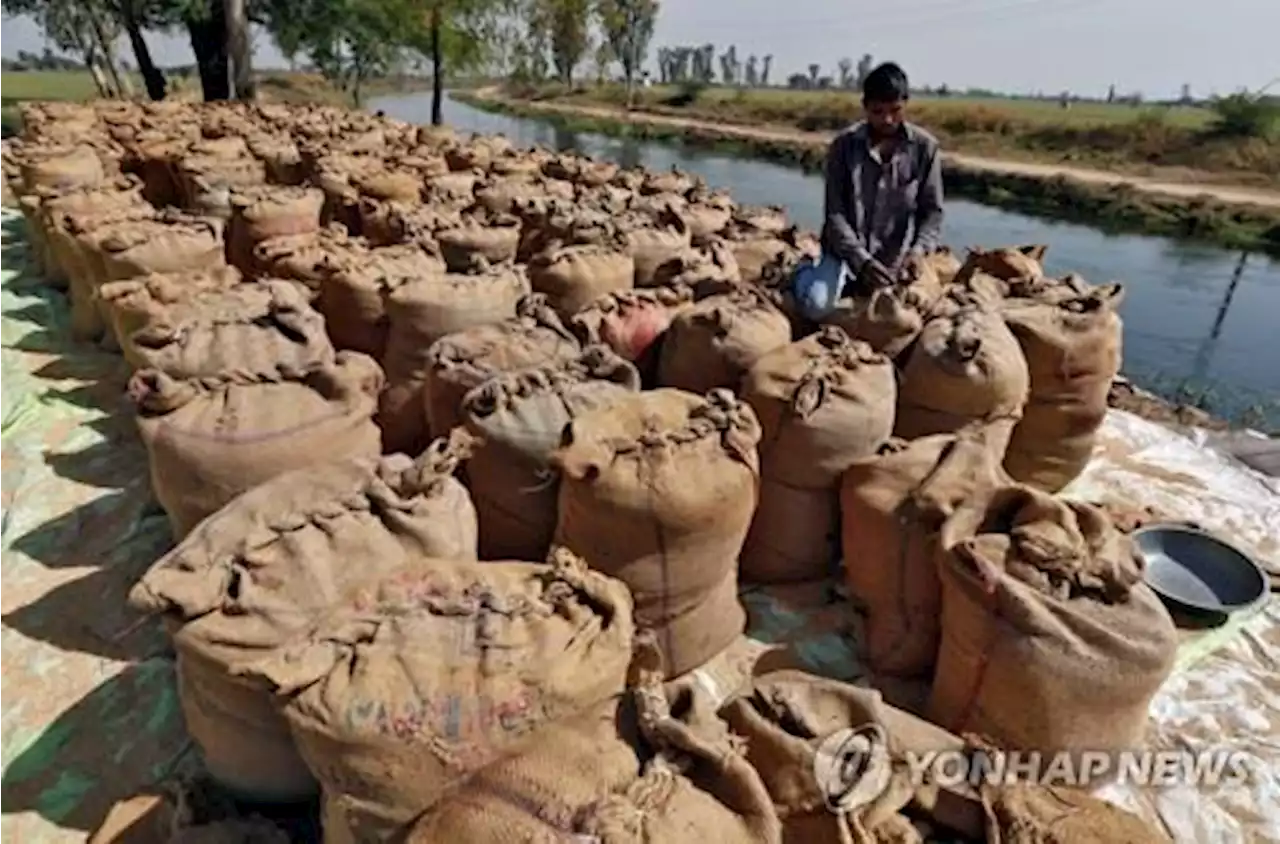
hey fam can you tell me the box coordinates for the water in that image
[372,91,1280,428]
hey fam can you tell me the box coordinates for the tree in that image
[761,54,772,87]
[6,0,126,96]
[544,0,592,85]
[837,57,853,89]
[592,38,613,85]
[597,0,657,107]
[808,63,819,86]
[226,0,254,99]
[745,54,757,87]
[856,52,873,86]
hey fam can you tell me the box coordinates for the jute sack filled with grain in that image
[957,244,1048,284]
[317,243,447,360]
[461,346,641,561]
[226,186,325,273]
[624,214,693,287]
[62,207,161,339]
[473,176,550,216]
[684,202,734,242]
[360,202,463,249]
[379,264,532,454]
[739,327,895,584]
[130,352,384,538]
[840,430,1007,679]
[553,389,761,678]
[569,281,693,356]
[252,225,369,293]
[128,280,335,381]
[239,548,635,841]
[923,247,963,285]
[176,155,268,220]
[19,145,105,195]
[657,287,792,395]
[928,486,1178,756]
[571,640,782,844]
[823,260,945,360]
[127,434,479,802]
[1002,286,1124,492]
[720,671,932,844]
[528,242,636,318]
[36,175,145,288]
[650,238,742,299]
[981,780,1171,844]
[98,266,242,367]
[436,215,521,272]
[728,234,793,285]
[421,293,580,442]
[895,307,1030,455]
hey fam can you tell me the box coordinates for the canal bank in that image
[372,91,1280,430]
[452,89,1280,259]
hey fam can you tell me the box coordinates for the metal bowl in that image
[1132,524,1267,614]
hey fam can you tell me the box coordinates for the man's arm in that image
[910,144,944,256]
[822,136,872,271]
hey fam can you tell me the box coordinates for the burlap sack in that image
[983,781,1171,844]
[177,155,268,219]
[226,186,325,273]
[553,389,761,677]
[473,177,550,216]
[127,434,479,801]
[98,266,242,367]
[823,262,945,360]
[958,244,1048,283]
[641,167,695,196]
[379,265,532,454]
[929,487,1178,755]
[99,216,226,282]
[684,203,734,242]
[650,239,743,299]
[239,548,635,840]
[624,215,693,287]
[423,171,478,207]
[734,205,790,235]
[129,281,335,381]
[19,145,105,194]
[739,327,896,583]
[839,430,1007,678]
[1002,286,1124,492]
[895,308,1030,455]
[404,695,647,843]
[131,352,384,538]
[729,235,792,285]
[570,284,697,386]
[721,671,933,844]
[359,201,462,248]
[574,644,781,843]
[657,288,792,395]
[354,168,422,203]
[37,176,145,289]
[421,293,580,442]
[317,243,448,360]
[436,216,521,272]
[461,346,641,561]
[252,225,369,294]
[528,243,636,318]
[923,247,963,285]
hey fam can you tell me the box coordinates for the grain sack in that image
[721,671,930,844]
[129,280,334,381]
[553,389,761,677]
[642,167,695,196]
[131,352,384,538]
[624,215,693,287]
[461,346,641,561]
[19,145,105,194]
[226,186,324,273]
[317,243,447,360]
[98,266,242,367]
[380,265,531,454]
[651,239,743,299]
[960,244,1048,282]
[657,287,792,395]
[824,259,945,360]
[38,176,145,288]
[252,225,368,294]
[421,293,580,441]
[99,215,226,282]
[528,242,636,318]
[354,168,422,203]
[923,247,963,285]
[436,216,521,272]
[574,645,781,844]
[684,203,734,242]
[729,235,792,285]
[474,177,549,216]
[983,781,1171,844]
[404,695,646,843]
[570,284,697,386]
[928,487,1178,757]
[423,171,479,208]
[239,548,635,840]
[1002,286,1124,492]
[64,207,164,328]
[739,327,896,583]
[127,435,479,801]
[839,431,1006,678]
[361,202,463,248]
[895,307,1030,454]
[177,155,268,219]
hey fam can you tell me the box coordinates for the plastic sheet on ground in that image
[0,208,1275,842]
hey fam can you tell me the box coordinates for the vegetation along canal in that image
[373,91,1280,430]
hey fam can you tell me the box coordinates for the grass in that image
[456,91,1280,258]
[514,83,1280,188]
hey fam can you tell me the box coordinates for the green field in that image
[527,83,1276,187]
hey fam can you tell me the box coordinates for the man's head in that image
[862,62,910,137]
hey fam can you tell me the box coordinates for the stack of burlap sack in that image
[9,100,1178,844]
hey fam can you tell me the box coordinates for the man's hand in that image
[858,259,896,290]
[897,253,924,283]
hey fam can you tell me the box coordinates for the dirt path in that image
[470,90,1280,210]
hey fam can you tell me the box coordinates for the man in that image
[799,62,944,316]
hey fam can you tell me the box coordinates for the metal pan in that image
[1132,524,1268,615]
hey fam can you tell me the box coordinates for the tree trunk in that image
[120,1,167,101]
[186,0,231,101]
[225,0,255,100]
[430,8,444,126]
[87,9,131,97]
[624,62,634,109]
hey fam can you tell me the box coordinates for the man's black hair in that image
[862,63,910,102]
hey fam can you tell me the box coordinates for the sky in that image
[3,0,1277,100]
